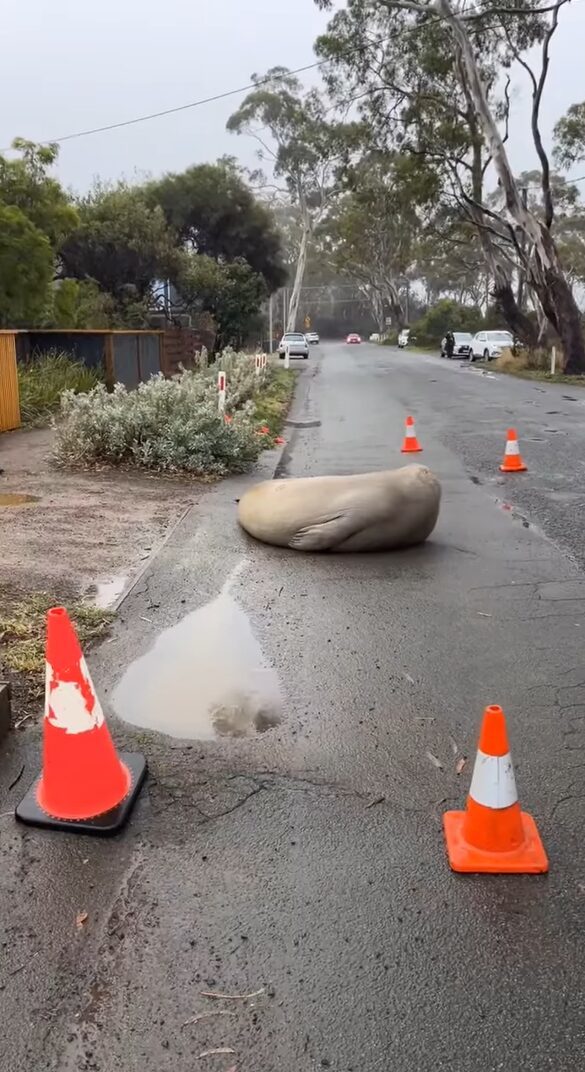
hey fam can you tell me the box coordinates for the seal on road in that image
[237,464,441,552]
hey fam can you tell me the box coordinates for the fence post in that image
[255,354,261,378]
[550,346,556,375]
[284,344,290,370]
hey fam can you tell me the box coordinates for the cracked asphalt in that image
[2,342,585,1071]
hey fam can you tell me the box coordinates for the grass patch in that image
[0,593,113,674]
[476,347,585,386]
[0,592,113,721]
[19,350,103,425]
[253,368,296,438]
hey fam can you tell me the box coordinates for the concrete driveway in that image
[1,341,584,1072]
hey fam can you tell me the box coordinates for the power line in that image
[0,1,564,152]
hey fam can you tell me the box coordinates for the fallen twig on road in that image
[426,751,444,770]
[199,1048,236,1058]
[201,988,265,1001]
[365,796,385,809]
[182,1011,236,1028]
[8,764,24,791]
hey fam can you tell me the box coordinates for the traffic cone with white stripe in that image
[16,607,146,835]
[443,704,548,873]
[499,428,527,472]
[401,415,423,453]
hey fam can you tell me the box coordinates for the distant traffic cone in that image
[401,415,423,453]
[16,607,146,835]
[499,428,527,472]
[443,704,548,873]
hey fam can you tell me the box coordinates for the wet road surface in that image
[2,342,585,1071]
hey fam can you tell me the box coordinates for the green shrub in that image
[52,351,276,477]
[413,299,482,345]
[18,350,103,424]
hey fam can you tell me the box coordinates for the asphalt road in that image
[2,342,585,1072]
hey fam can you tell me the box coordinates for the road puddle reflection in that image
[113,586,283,740]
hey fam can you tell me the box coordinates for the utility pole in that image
[268,293,273,353]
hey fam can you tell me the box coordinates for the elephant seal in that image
[238,464,441,552]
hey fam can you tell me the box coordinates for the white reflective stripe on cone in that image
[468,749,518,809]
[506,441,520,455]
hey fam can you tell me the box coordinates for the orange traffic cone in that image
[499,428,527,472]
[443,704,548,873]
[16,607,146,835]
[401,415,423,453]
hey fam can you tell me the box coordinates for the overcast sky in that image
[2,0,584,193]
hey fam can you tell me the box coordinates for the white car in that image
[470,330,513,361]
[278,332,309,359]
[305,331,320,345]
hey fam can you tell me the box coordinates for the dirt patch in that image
[0,426,202,721]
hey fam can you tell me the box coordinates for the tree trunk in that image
[287,212,311,333]
[382,281,405,330]
[372,289,386,334]
[531,247,585,374]
[492,275,539,348]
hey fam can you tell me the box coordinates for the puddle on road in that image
[0,492,39,507]
[113,582,283,741]
[94,575,128,608]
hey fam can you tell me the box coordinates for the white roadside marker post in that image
[217,370,226,414]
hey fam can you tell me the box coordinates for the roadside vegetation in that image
[18,350,102,425]
[52,353,295,477]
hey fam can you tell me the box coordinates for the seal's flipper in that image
[288,512,358,551]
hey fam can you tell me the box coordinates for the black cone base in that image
[15,752,147,837]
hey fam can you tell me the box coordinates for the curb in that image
[0,682,11,742]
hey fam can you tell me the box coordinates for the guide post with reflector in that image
[217,370,226,414]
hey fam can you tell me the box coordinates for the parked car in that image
[470,330,514,361]
[397,329,410,348]
[305,331,320,345]
[346,333,361,344]
[369,332,380,342]
[441,332,474,359]
[278,332,309,359]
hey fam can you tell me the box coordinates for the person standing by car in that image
[444,330,455,359]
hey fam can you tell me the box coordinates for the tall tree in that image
[554,102,585,170]
[149,160,285,291]
[60,182,179,320]
[0,204,54,326]
[316,0,584,369]
[321,152,435,329]
[173,253,268,350]
[0,139,78,250]
[227,68,359,331]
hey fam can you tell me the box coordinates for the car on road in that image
[346,333,361,344]
[397,329,410,348]
[470,330,514,361]
[305,331,320,345]
[278,332,309,359]
[440,332,474,359]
